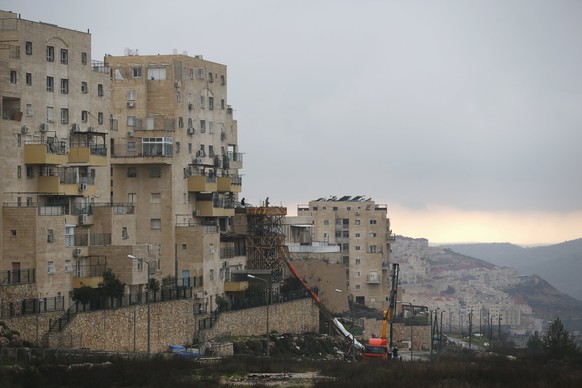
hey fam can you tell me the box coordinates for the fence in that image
[0,268,35,285]
[0,347,150,366]
[0,296,64,319]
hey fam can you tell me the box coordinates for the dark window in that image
[60,49,68,64]
[46,46,54,61]
[98,84,104,96]
[81,52,87,65]
[25,73,32,85]
[60,78,69,94]
[46,77,54,92]
[25,41,32,55]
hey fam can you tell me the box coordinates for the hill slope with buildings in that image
[392,236,582,344]
[439,239,582,301]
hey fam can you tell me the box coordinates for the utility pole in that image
[468,310,473,350]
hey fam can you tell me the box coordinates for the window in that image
[17,165,22,178]
[60,108,69,124]
[132,67,142,78]
[25,41,32,55]
[355,258,361,265]
[122,227,129,239]
[355,284,361,290]
[176,141,180,153]
[200,96,205,109]
[343,256,349,264]
[10,230,16,237]
[323,220,329,225]
[65,225,75,246]
[208,97,214,110]
[187,117,193,128]
[178,117,183,128]
[208,145,215,157]
[342,231,349,238]
[347,207,352,211]
[46,46,54,61]
[25,104,33,116]
[47,106,54,122]
[182,244,187,250]
[356,271,361,277]
[97,84,104,96]
[198,68,205,79]
[221,99,225,109]
[355,233,361,238]
[369,232,377,238]
[208,73,213,83]
[150,218,161,230]
[17,134,21,146]
[149,166,161,178]
[60,49,68,64]
[127,90,136,101]
[355,245,361,251]
[355,220,361,225]
[23,73,32,86]
[46,76,54,92]
[142,137,173,157]
[200,120,206,133]
[81,81,88,93]
[220,75,225,85]
[97,112,103,125]
[188,143,192,154]
[147,67,167,80]
[369,245,377,253]
[127,141,136,153]
[81,110,88,123]
[208,121,213,134]
[47,229,54,243]
[128,193,136,203]
[10,70,17,84]
[60,78,69,94]
[64,260,73,272]
[209,269,214,280]
[176,91,181,102]
[127,116,136,126]
[127,167,137,177]
[81,52,87,65]
[370,219,377,225]
[26,166,34,178]
[150,193,161,203]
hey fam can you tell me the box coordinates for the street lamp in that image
[248,274,270,358]
[128,255,150,357]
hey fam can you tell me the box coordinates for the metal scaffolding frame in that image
[244,206,287,270]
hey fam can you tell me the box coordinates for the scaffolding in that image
[244,206,287,270]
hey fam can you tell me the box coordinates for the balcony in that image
[227,151,244,169]
[68,145,108,166]
[188,175,217,192]
[217,175,242,193]
[72,256,106,289]
[196,200,235,217]
[366,273,380,284]
[24,142,68,165]
[224,280,249,292]
[37,169,96,196]
[110,137,173,164]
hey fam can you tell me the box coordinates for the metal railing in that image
[0,268,35,285]
[1,296,64,319]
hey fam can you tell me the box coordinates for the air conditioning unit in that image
[71,123,80,132]
[127,131,134,137]
[196,292,204,299]
[193,210,201,217]
[175,81,181,88]
[21,125,30,134]
[73,248,82,257]
[87,126,96,132]
[79,214,88,225]
[79,183,87,192]
[40,122,50,132]
[127,100,135,108]
[187,127,195,135]
[188,103,193,111]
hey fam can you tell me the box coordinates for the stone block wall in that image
[198,298,319,343]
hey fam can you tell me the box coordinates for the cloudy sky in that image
[6,0,581,245]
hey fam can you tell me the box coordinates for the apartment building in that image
[0,11,122,309]
[0,11,245,316]
[105,53,245,311]
[297,196,396,308]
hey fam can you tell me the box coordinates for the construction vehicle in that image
[362,263,399,361]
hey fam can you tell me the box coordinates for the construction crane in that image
[362,263,399,360]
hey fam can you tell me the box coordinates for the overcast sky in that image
[6,0,581,244]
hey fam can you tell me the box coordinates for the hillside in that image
[440,239,582,301]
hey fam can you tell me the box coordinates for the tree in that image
[542,317,579,359]
[147,277,160,293]
[526,331,544,353]
[72,285,99,307]
[100,268,125,301]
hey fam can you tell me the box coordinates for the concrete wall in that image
[362,319,431,351]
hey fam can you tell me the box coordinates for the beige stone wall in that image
[198,298,319,343]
